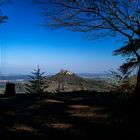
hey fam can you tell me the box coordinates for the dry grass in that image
[7,124,37,132]
[46,99,64,104]
[47,123,74,129]
[67,104,110,119]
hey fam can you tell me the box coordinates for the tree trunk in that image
[130,68,140,107]
[129,68,140,127]
[132,67,140,116]
[134,68,140,95]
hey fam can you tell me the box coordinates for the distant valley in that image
[0,73,110,81]
[0,72,110,94]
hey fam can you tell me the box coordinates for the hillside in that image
[45,70,106,93]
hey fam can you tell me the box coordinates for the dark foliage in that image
[113,39,140,74]
[107,70,136,93]
[113,39,140,93]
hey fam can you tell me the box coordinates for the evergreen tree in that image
[25,66,47,93]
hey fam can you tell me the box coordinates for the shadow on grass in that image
[0,91,139,140]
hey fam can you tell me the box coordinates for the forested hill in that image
[45,70,105,92]
[48,71,87,84]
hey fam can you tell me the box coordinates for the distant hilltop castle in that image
[60,69,73,75]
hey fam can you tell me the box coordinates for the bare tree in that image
[33,0,140,93]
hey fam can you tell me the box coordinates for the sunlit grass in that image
[47,123,74,129]
[6,124,37,132]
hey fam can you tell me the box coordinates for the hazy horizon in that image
[0,68,110,76]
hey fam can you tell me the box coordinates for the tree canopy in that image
[34,0,140,40]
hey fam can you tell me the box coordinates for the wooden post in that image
[5,83,16,96]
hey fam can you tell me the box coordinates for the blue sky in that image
[0,0,124,74]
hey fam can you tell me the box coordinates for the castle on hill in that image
[60,69,73,75]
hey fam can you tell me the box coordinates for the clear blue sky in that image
[0,0,124,74]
